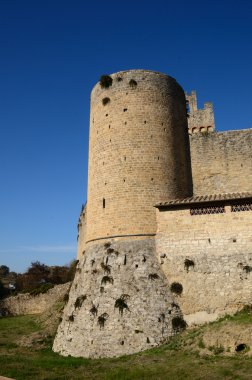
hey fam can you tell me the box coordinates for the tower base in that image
[53,238,184,358]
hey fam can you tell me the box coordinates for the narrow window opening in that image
[109,125,111,129]
[123,108,127,112]
[105,113,108,117]
[103,198,106,209]
[144,121,147,124]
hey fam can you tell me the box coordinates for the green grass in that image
[1,314,252,380]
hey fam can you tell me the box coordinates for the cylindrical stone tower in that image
[53,70,192,359]
[86,69,192,244]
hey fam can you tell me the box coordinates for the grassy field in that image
[0,312,252,380]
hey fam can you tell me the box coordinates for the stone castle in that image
[53,70,252,358]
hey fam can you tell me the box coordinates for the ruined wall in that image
[155,204,252,325]
[186,91,215,134]
[0,283,70,316]
[86,70,192,243]
[190,129,252,195]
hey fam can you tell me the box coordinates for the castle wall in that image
[155,204,252,324]
[190,129,252,195]
[85,70,192,243]
[77,205,87,259]
[186,91,215,134]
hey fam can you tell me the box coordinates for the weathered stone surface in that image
[156,205,252,323]
[0,282,70,316]
[53,239,183,358]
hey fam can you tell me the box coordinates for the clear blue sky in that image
[0,0,251,273]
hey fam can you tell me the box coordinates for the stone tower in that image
[85,70,193,244]
[53,70,192,358]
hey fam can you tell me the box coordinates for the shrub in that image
[170,282,183,295]
[90,304,98,316]
[100,75,113,89]
[115,294,129,316]
[172,316,187,332]
[101,262,111,274]
[101,276,114,285]
[148,273,159,281]
[98,313,109,328]
[74,295,86,309]
[102,97,110,106]
[243,265,252,274]
[184,258,195,272]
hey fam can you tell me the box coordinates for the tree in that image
[0,265,10,277]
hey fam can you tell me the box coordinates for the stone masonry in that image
[53,239,183,358]
[54,69,252,358]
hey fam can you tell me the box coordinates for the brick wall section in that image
[190,129,252,195]
[155,205,252,322]
[86,70,193,243]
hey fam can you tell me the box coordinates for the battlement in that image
[186,91,215,134]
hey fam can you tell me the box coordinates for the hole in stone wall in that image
[106,113,108,117]
[135,264,138,268]
[102,97,110,106]
[123,179,126,182]
[184,258,195,272]
[124,156,126,161]
[144,121,147,124]
[103,198,106,209]
[233,239,237,243]
[235,343,247,352]
[117,76,123,81]
[124,255,127,265]
[147,337,150,343]
[157,156,159,160]
[129,79,137,87]
[109,125,111,129]
[110,139,111,142]
[170,282,183,295]
[100,75,113,89]
[164,128,166,131]
[151,178,153,181]
[161,123,163,126]
[123,108,127,112]
[124,121,127,125]
[121,340,124,345]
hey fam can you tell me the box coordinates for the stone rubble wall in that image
[0,282,71,316]
[156,206,252,325]
[53,238,184,358]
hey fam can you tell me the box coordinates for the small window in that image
[103,198,105,209]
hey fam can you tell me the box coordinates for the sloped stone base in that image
[53,238,183,358]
